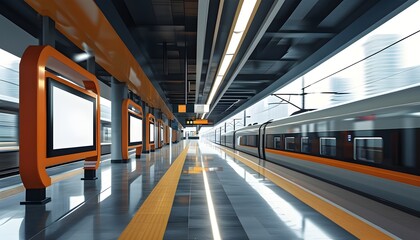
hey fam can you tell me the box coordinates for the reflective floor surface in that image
[0,142,187,239]
[165,141,355,239]
[0,140,356,239]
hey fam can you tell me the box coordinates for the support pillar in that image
[40,16,55,47]
[111,77,128,163]
[82,55,98,178]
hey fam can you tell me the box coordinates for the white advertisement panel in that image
[129,115,142,143]
[149,123,155,142]
[52,85,94,150]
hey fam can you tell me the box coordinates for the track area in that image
[209,141,420,239]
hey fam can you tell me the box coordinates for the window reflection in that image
[99,167,112,202]
[69,195,85,210]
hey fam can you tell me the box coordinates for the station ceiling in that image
[0,0,415,126]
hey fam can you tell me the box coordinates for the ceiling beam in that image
[264,30,335,39]
[195,0,210,103]
[198,0,225,104]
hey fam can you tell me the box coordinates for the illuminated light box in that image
[149,123,155,143]
[47,78,96,157]
[129,113,142,146]
[194,104,209,113]
[160,126,164,143]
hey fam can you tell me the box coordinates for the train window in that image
[320,137,336,157]
[239,136,246,146]
[301,137,310,153]
[0,112,18,148]
[266,134,274,149]
[247,135,258,147]
[354,137,383,163]
[274,137,281,149]
[285,137,295,151]
[101,126,111,143]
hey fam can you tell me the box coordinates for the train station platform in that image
[0,140,419,239]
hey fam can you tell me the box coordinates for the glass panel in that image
[285,137,295,151]
[266,134,274,148]
[101,126,111,144]
[274,137,281,149]
[247,135,258,147]
[0,112,17,148]
[239,136,246,146]
[301,137,310,153]
[354,137,383,163]
[320,138,336,157]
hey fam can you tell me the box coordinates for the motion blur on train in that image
[203,85,420,215]
[0,101,113,176]
[0,100,182,177]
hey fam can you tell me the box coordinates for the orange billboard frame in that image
[145,113,156,153]
[157,119,164,149]
[121,99,143,161]
[165,125,170,145]
[19,45,100,204]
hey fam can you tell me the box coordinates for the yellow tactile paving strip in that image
[119,143,190,240]
[0,168,83,200]
[218,145,397,240]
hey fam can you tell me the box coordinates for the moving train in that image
[0,104,113,176]
[0,102,182,177]
[204,84,420,215]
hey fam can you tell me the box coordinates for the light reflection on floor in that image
[198,141,333,240]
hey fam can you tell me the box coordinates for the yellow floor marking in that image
[218,145,396,240]
[0,168,84,200]
[0,185,25,200]
[119,144,190,240]
[51,168,84,183]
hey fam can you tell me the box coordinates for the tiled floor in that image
[5,139,408,239]
[165,141,355,239]
[0,142,187,239]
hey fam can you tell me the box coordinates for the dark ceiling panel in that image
[3,0,413,127]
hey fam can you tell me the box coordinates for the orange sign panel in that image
[178,104,186,113]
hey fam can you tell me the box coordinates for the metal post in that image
[243,110,246,126]
[302,76,305,110]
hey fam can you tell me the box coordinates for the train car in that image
[219,85,420,214]
[214,128,221,145]
[221,131,235,149]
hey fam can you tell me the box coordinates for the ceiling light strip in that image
[204,0,259,118]
[204,0,285,122]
